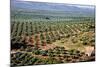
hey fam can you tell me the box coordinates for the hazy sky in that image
[19,0,95,5]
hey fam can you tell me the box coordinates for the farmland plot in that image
[11,0,95,66]
[11,20,95,66]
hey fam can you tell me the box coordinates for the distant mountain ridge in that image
[11,0,95,12]
[11,0,95,17]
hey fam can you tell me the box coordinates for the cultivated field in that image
[11,1,95,66]
[11,19,95,66]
